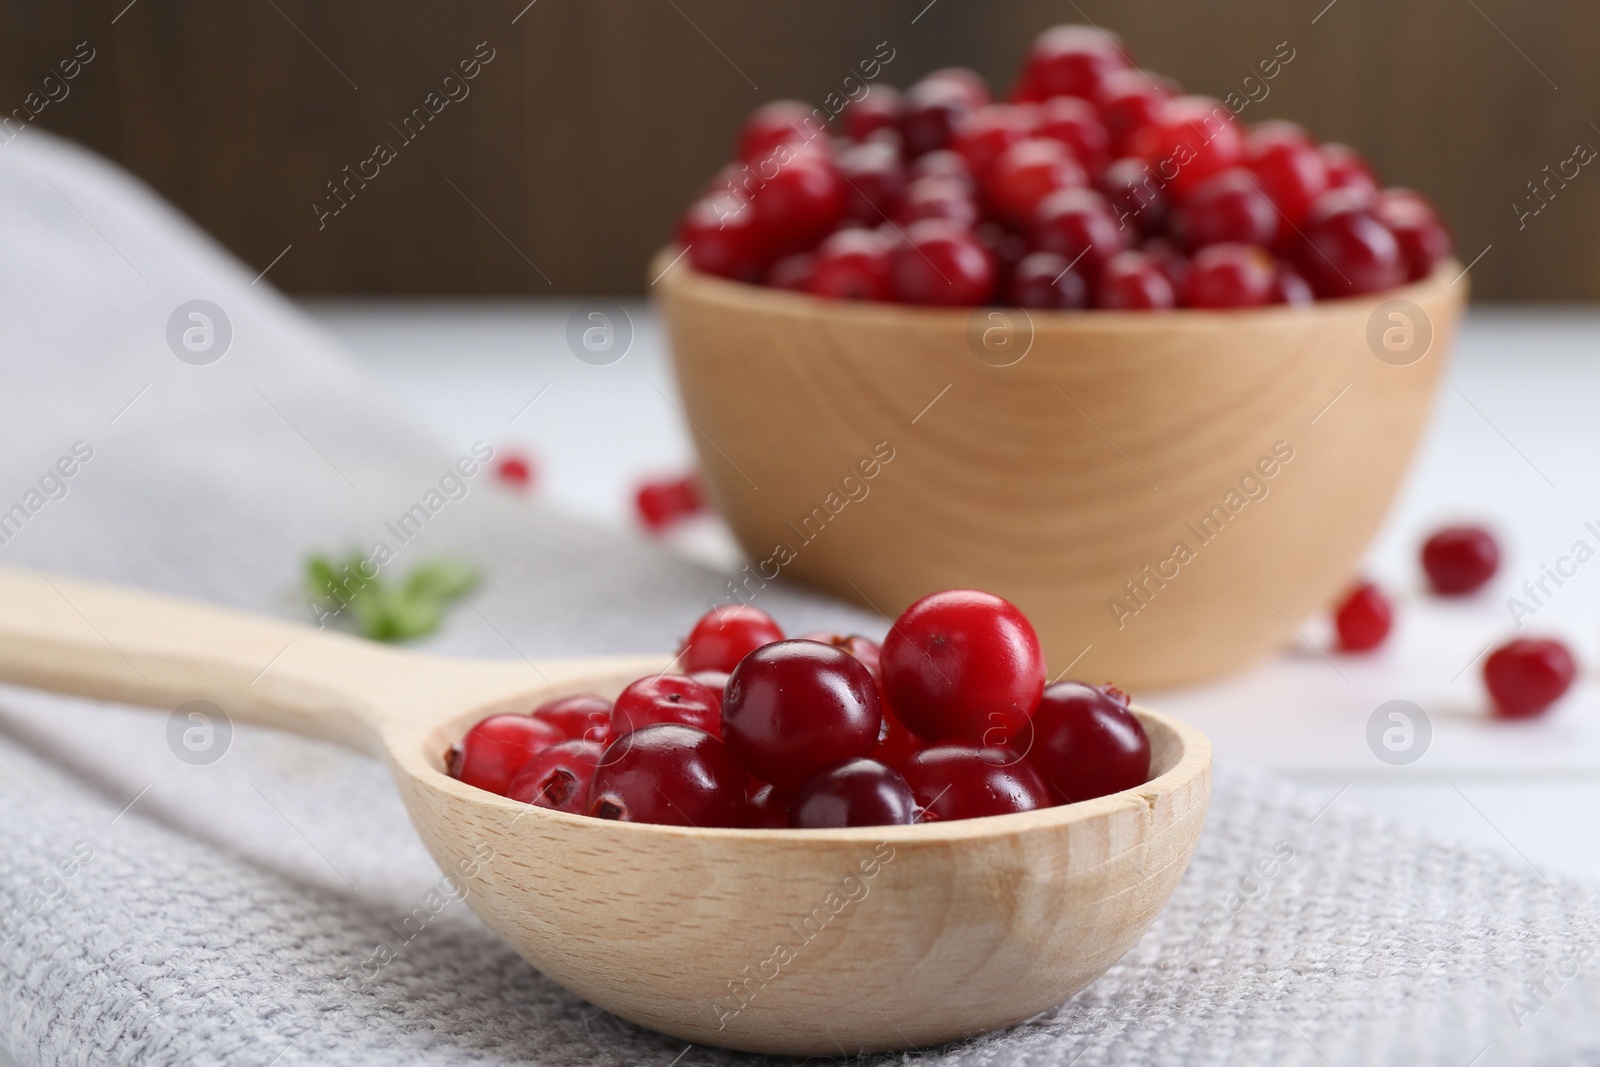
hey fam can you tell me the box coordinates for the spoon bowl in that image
[0,566,1210,1055]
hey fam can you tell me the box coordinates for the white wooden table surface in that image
[306,299,1600,883]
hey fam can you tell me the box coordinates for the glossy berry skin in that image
[1373,188,1453,281]
[1098,157,1168,234]
[531,693,613,746]
[635,473,703,531]
[873,701,926,767]
[1320,142,1378,199]
[679,604,785,673]
[738,99,818,162]
[890,219,997,306]
[897,175,981,227]
[679,195,765,281]
[908,149,976,192]
[986,138,1087,223]
[722,640,883,789]
[809,227,894,301]
[1026,682,1150,804]
[1015,25,1129,102]
[841,85,904,142]
[588,724,747,826]
[750,157,845,256]
[1272,261,1314,305]
[746,783,791,828]
[1031,187,1129,274]
[1127,95,1243,196]
[689,669,731,702]
[1035,97,1110,174]
[901,746,1052,821]
[900,78,977,158]
[1295,200,1406,298]
[1333,581,1393,652]
[1094,250,1177,310]
[1172,168,1277,250]
[1184,243,1276,308]
[1007,250,1089,310]
[453,714,564,796]
[1421,526,1500,595]
[1244,133,1328,240]
[952,104,1039,184]
[1094,69,1176,153]
[923,67,992,110]
[796,632,882,678]
[611,674,721,737]
[507,740,604,813]
[836,140,904,224]
[1484,639,1575,720]
[789,759,917,828]
[881,589,1046,744]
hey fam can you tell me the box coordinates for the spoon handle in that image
[0,565,424,752]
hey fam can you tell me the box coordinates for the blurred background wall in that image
[3,0,1592,299]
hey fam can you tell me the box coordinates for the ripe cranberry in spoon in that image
[453,714,564,796]
[790,758,917,828]
[678,604,784,673]
[588,724,747,826]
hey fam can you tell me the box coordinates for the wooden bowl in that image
[655,252,1466,688]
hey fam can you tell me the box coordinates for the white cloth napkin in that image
[0,129,1596,1067]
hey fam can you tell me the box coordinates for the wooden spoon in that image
[0,565,1210,1055]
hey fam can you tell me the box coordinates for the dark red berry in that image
[923,67,992,109]
[1184,243,1276,308]
[881,589,1045,744]
[1036,96,1110,174]
[900,78,977,158]
[690,669,731,702]
[1271,261,1314,305]
[1295,197,1406,298]
[1421,525,1499,595]
[837,139,904,224]
[495,453,535,490]
[908,149,976,192]
[809,227,894,301]
[679,604,785,673]
[507,739,604,813]
[1027,682,1150,803]
[890,219,997,306]
[454,714,564,796]
[611,674,721,737]
[901,745,1052,821]
[1015,25,1129,102]
[1172,168,1277,250]
[1098,157,1168,234]
[1484,639,1575,719]
[1094,69,1176,153]
[531,693,613,746]
[1141,237,1191,295]
[588,724,747,826]
[1244,129,1327,242]
[1333,581,1393,652]
[841,85,904,142]
[1321,142,1378,199]
[873,701,926,768]
[952,104,1040,184]
[1373,188,1453,281]
[1094,250,1177,309]
[897,175,981,227]
[635,473,703,531]
[1031,187,1129,274]
[1126,95,1243,196]
[678,195,765,280]
[1006,250,1089,309]
[764,252,815,292]
[986,137,1087,223]
[749,156,845,255]
[738,100,821,162]
[796,632,882,678]
[790,759,917,828]
[722,640,882,789]
[746,782,791,828]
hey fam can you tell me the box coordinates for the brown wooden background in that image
[3,0,1594,299]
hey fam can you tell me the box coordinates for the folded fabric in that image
[0,130,1596,1067]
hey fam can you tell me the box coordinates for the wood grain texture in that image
[0,0,1591,297]
[0,565,1212,1055]
[656,254,1466,689]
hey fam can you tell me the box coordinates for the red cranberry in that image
[1333,581,1393,652]
[908,149,976,192]
[722,640,882,789]
[975,221,1030,272]
[746,782,791,828]
[1094,69,1176,152]
[890,219,997,306]
[836,140,904,224]
[1185,243,1276,308]
[531,693,613,746]
[841,85,904,142]
[1015,25,1129,102]
[1142,237,1191,295]
[1036,96,1110,173]
[588,724,747,826]
[797,633,882,678]
[1098,157,1168,234]
[1094,250,1177,309]
[1321,142,1378,199]
[738,100,820,162]
[986,138,1087,223]
[923,67,992,110]
[901,745,1052,821]
[764,252,815,292]
[897,175,981,227]
[495,453,535,490]
[690,669,731,702]
[873,701,926,767]
[1244,132,1328,238]
[1484,639,1575,719]
[790,759,917,828]
[1271,261,1314,305]
[507,739,604,813]
[1373,188,1453,281]
[612,674,721,736]
[1027,682,1150,803]
[1421,526,1500,595]
[1172,168,1277,250]
[1007,250,1089,309]
[881,589,1045,744]
[809,227,894,301]
[1295,200,1406,298]
[952,104,1039,184]
[678,195,764,280]
[635,473,703,531]
[1032,187,1130,274]
[454,714,564,796]
[900,78,977,158]
[749,156,845,255]
[1126,95,1243,196]
[679,604,784,673]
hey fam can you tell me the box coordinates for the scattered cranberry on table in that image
[1421,525,1500,595]
[494,452,537,491]
[1333,580,1393,652]
[447,590,1152,827]
[634,473,705,532]
[1483,638,1576,720]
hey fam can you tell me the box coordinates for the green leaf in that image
[301,551,480,644]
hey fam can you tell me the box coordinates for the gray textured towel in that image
[1,130,1597,1067]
